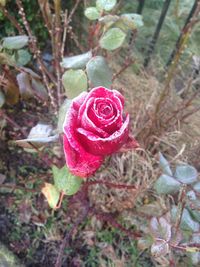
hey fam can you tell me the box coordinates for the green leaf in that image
[2,35,29,50]
[96,0,116,11]
[154,174,181,194]
[175,165,198,184]
[171,206,199,232]
[84,7,100,20]
[121,13,144,29]
[100,27,126,51]
[52,165,82,195]
[60,51,92,69]
[0,91,5,108]
[15,49,31,66]
[57,99,72,133]
[99,15,119,28]
[86,56,112,87]
[159,152,173,176]
[62,69,87,99]
[41,183,60,209]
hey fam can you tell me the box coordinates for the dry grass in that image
[89,65,200,217]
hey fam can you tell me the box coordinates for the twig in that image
[68,26,85,53]
[16,0,57,111]
[61,10,68,59]
[66,0,81,28]
[37,0,52,38]
[54,0,62,107]
[55,199,90,267]
[91,207,142,239]
[112,58,135,81]
[0,5,25,34]
[85,180,137,190]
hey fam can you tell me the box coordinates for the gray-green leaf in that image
[57,99,72,133]
[159,152,173,176]
[15,49,31,66]
[121,13,143,28]
[86,56,112,87]
[62,69,87,99]
[100,27,126,51]
[96,0,117,11]
[171,206,199,232]
[60,51,92,69]
[16,123,58,149]
[154,174,181,194]
[0,91,5,108]
[175,165,198,184]
[193,182,200,193]
[2,35,29,50]
[84,7,100,20]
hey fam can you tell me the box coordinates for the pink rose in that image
[63,86,138,178]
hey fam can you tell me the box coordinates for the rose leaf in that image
[174,165,198,184]
[86,56,112,87]
[96,0,117,11]
[151,240,169,258]
[171,206,199,232]
[60,51,92,69]
[62,69,87,99]
[154,174,181,195]
[57,99,72,133]
[159,152,173,176]
[52,165,82,195]
[41,183,60,209]
[0,91,5,108]
[15,123,58,151]
[2,35,29,50]
[84,7,100,20]
[100,27,126,51]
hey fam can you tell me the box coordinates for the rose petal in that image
[77,114,130,156]
[79,97,110,138]
[63,135,104,177]
[63,92,104,177]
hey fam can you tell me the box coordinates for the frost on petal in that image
[77,115,130,156]
[63,92,104,177]
[79,97,110,138]
[81,86,124,110]
[63,135,104,177]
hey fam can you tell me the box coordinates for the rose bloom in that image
[63,86,138,177]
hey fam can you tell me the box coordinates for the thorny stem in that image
[61,10,68,59]
[164,90,199,125]
[16,0,57,111]
[154,5,200,122]
[0,5,25,34]
[92,207,142,239]
[37,0,52,38]
[174,185,186,237]
[85,180,137,190]
[55,190,89,267]
[112,58,136,81]
[54,0,62,107]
